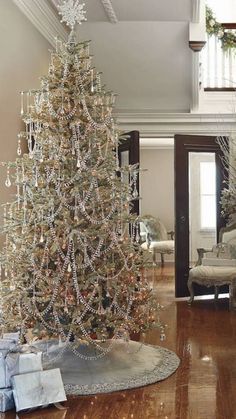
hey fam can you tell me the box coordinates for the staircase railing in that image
[202,29,236,90]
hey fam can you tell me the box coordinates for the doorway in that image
[175,134,226,298]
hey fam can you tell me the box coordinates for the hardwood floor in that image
[4,264,236,419]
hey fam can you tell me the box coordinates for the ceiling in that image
[51,0,193,113]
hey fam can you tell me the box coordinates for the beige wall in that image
[140,148,174,232]
[0,0,50,218]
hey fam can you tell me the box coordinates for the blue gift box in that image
[0,388,14,412]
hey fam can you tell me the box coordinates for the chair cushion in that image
[189,265,236,281]
[141,240,174,253]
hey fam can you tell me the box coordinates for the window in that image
[200,162,216,229]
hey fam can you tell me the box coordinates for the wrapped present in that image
[0,339,16,389]
[2,332,20,343]
[12,369,67,412]
[0,388,15,412]
[0,339,16,351]
[0,338,16,389]
[0,351,8,388]
[5,348,42,387]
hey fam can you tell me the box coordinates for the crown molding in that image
[115,111,236,137]
[13,0,68,46]
[100,0,118,24]
[140,138,174,150]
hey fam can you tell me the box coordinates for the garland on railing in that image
[206,5,236,51]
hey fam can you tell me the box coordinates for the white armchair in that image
[188,222,236,309]
[140,215,174,266]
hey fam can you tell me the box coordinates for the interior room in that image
[0,0,236,418]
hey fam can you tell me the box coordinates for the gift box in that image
[0,338,16,389]
[0,339,16,351]
[2,332,20,343]
[0,350,8,388]
[12,369,67,412]
[5,350,42,387]
[0,388,15,412]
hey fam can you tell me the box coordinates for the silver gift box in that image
[0,351,8,388]
[0,388,15,412]
[12,368,67,412]
[2,332,20,343]
[5,351,42,387]
[0,339,16,351]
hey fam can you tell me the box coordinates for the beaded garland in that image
[0,1,165,360]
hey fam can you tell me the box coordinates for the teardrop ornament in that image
[5,177,11,188]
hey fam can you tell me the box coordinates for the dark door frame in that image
[175,134,227,298]
[118,130,140,215]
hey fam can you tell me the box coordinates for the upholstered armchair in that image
[188,222,236,309]
[140,215,174,266]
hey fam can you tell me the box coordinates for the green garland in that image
[206,5,236,51]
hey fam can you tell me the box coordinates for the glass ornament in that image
[20,91,24,115]
[5,168,11,188]
[17,136,22,156]
[132,189,139,199]
[91,69,94,93]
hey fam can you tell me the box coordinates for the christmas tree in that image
[0,0,163,356]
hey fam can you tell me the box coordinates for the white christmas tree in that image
[0,0,164,358]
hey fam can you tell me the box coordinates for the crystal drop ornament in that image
[17,145,22,156]
[5,176,11,188]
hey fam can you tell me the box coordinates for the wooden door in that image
[118,130,140,215]
[175,135,226,298]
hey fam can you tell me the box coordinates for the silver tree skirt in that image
[38,340,180,395]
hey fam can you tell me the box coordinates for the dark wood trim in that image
[174,135,227,298]
[118,130,140,215]
[221,23,236,29]
[189,40,206,52]
[204,87,236,92]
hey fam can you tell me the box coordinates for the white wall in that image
[0,0,50,223]
[140,148,174,232]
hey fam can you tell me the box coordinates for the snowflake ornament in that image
[58,0,87,30]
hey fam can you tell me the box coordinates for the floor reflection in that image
[4,264,236,419]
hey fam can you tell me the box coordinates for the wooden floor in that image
[4,265,236,419]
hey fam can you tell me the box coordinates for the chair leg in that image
[187,279,194,305]
[214,286,219,300]
[161,253,164,267]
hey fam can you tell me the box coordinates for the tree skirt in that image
[37,340,180,395]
